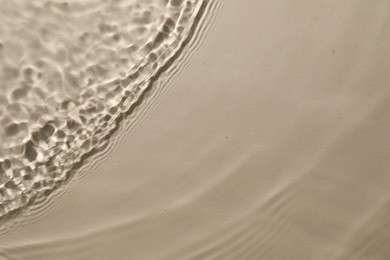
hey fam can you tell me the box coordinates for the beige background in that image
[1,0,390,259]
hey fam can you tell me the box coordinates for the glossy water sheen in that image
[0,0,204,218]
[1,0,390,260]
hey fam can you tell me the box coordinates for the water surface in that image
[1,0,390,259]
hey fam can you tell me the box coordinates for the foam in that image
[0,0,204,218]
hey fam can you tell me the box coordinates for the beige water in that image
[0,0,204,218]
[1,0,390,259]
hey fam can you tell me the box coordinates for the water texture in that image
[2,0,390,259]
[0,0,204,219]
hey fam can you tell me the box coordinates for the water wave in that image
[0,0,205,219]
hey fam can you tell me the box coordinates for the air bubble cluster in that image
[0,0,204,218]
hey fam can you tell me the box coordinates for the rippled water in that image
[2,0,390,259]
[0,0,205,219]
